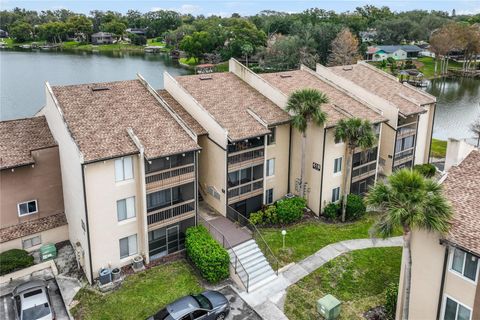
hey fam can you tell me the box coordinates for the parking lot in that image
[218,286,261,320]
[0,278,69,320]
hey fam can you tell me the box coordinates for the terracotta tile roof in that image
[157,89,207,136]
[0,116,57,170]
[260,70,385,128]
[329,63,435,116]
[175,72,290,141]
[51,80,200,162]
[0,212,67,243]
[442,150,480,256]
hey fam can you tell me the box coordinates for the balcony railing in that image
[227,179,263,198]
[352,161,377,182]
[145,164,195,190]
[147,200,195,226]
[228,146,264,165]
[395,147,415,161]
[397,127,416,139]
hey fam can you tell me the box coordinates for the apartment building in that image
[42,77,201,283]
[0,116,68,252]
[396,146,480,320]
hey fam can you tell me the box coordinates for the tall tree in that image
[328,27,360,66]
[334,118,376,222]
[366,169,452,320]
[9,21,33,42]
[470,116,480,147]
[286,89,328,198]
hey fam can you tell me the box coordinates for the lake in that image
[1,50,479,142]
[0,49,190,120]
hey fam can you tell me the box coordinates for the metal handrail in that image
[197,215,251,292]
[227,206,280,275]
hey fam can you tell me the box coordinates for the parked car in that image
[148,290,229,320]
[12,280,54,320]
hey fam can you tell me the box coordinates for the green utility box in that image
[40,244,57,261]
[317,294,342,320]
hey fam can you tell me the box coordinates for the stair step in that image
[249,274,278,292]
[231,239,256,251]
[230,250,263,267]
[233,242,258,256]
[238,263,271,280]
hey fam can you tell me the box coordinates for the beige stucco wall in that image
[415,107,432,165]
[379,124,396,176]
[443,253,478,311]
[43,84,92,282]
[0,146,64,227]
[83,156,145,277]
[0,224,68,253]
[198,135,227,215]
[265,123,290,203]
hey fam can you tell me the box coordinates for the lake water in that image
[1,50,479,142]
[0,49,190,120]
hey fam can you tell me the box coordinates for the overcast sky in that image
[1,0,479,17]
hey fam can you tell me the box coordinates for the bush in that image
[130,33,147,45]
[385,282,399,320]
[323,202,340,221]
[249,206,278,226]
[345,194,366,221]
[414,163,436,178]
[185,226,229,283]
[276,197,306,224]
[0,249,34,275]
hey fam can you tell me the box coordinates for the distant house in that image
[126,28,146,36]
[0,29,8,38]
[91,32,114,45]
[359,29,377,43]
[365,45,423,61]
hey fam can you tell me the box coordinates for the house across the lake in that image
[91,32,114,45]
[365,45,423,61]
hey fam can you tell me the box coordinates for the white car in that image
[12,280,54,320]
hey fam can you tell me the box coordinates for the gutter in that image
[318,127,327,215]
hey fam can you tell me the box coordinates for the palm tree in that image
[366,169,452,320]
[286,88,328,198]
[334,118,376,222]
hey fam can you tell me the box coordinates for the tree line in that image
[1,6,479,68]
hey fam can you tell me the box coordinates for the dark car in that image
[148,290,229,320]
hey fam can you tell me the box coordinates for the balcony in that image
[227,179,263,204]
[397,126,417,139]
[145,164,195,192]
[147,200,195,230]
[352,161,377,183]
[228,146,265,172]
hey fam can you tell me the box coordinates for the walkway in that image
[239,236,403,320]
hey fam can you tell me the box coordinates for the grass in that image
[179,57,199,66]
[71,260,203,320]
[147,38,166,47]
[369,57,464,79]
[258,214,401,266]
[431,138,447,158]
[284,247,402,320]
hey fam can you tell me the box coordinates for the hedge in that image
[276,197,306,224]
[345,194,366,221]
[250,205,279,226]
[185,226,229,283]
[0,249,34,275]
[385,282,399,320]
[323,202,340,221]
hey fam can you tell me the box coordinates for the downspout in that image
[81,164,94,284]
[195,151,199,226]
[427,104,437,164]
[138,153,149,265]
[412,115,420,166]
[287,124,292,194]
[318,127,327,216]
[436,245,449,319]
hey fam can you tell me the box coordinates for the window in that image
[266,189,274,204]
[267,127,276,145]
[115,156,133,182]
[191,310,208,319]
[17,200,38,216]
[22,235,41,249]
[334,157,342,174]
[119,234,137,259]
[267,159,275,176]
[117,197,136,221]
[332,187,340,202]
[451,248,479,282]
[443,296,471,320]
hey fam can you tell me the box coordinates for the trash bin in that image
[111,268,121,282]
[40,244,57,261]
[317,294,342,320]
[99,268,112,285]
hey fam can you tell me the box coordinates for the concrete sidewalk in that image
[239,236,403,320]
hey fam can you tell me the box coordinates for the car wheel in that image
[216,312,226,320]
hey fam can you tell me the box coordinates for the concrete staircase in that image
[228,239,277,292]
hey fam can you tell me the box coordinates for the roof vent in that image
[199,75,213,80]
[280,74,292,78]
[342,66,353,71]
[91,86,110,92]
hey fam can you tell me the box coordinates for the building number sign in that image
[312,162,321,171]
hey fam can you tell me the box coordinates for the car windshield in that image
[192,294,212,310]
[153,308,170,320]
[22,303,51,320]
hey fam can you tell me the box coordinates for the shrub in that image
[185,226,229,283]
[249,210,264,225]
[130,33,147,45]
[249,206,279,226]
[323,202,340,221]
[385,282,399,320]
[414,163,436,178]
[276,197,306,224]
[0,249,34,275]
[345,194,366,221]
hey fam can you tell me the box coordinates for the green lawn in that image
[179,57,199,66]
[147,38,166,47]
[258,214,399,267]
[431,138,447,158]
[369,57,463,79]
[71,260,203,320]
[284,247,402,320]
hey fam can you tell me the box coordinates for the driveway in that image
[218,286,261,320]
[0,278,69,320]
